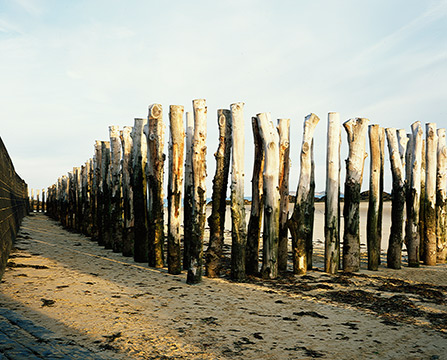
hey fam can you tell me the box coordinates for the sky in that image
[1,0,446,197]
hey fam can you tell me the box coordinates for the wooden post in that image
[404,132,413,260]
[325,112,341,274]
[92,141,102,241]
[278,118,290,272]
[407,122,423,267]
[257,112,280,279]
[206,109,232,277]
[183,112,194,270]
[36,189,40,213]
[343,117,369,272]
[131,118,148,263]
[167,105,185,275]
[424,123,438,265]
[230,102,247,281]
[436,128,447,263]
[80,165,86,234]
[30,188,34,212]
[120,126,134,257]
[109,125,123,253]
[385,128,406,269]
[100,142,111,248]
[187,99,207,284]
[289,113,320,275]
[246,116,264,276]
[378,127,386,265]
[419,139,426,261]
[367,124,381,270]
[307,139,316,270]
[146,104,165,268]
[41,189,45,213]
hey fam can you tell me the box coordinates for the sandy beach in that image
[0,203,446,359]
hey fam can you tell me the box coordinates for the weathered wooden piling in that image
[187,99,207,284]
[278,118,290,273]
[424,123,438,266]
[230,102,247,281]
[257,112,280,279]
[385,128,406,269]
[289,113,320,275]
[100,142,112,248]
[92,141,102,241]
[120,126,134,257]
[146,104,165,268]
[131,118,148,263]
[167,105,185,275]
[343,117,369,273]
[206,109,232,278]
[378,127,386,265]
[407,122,423,267]
[325,113,341,274]
[420,139,426,261]
[109,126,123,253]
[246,116,264,276]
[36,189,40,213]
[436,128,447,262]
[183,112,194,271]
[367,125,381,270]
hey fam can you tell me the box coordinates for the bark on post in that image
[278,118,290,273]
[109,125,123,253]
[246,116,264,276]
[230,102,247,281]
[146,104,165,268]
[367,124,381,270]
[325,112,341,274]
[386,128,406,269]
[436,128,447,262]
[206,109,232,277]
[187,99,207,284]
[257,112,280,279]
[167,105,185,275]
[424,123,438,265]
[131,118,148,263]
[343,117,369,272]
[183,112,194,270]
[407,122,423,267]
[100,142,111,248]
[289,113,320,275]
[120,126,134,257]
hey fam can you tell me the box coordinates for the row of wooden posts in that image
[45,100,447,283]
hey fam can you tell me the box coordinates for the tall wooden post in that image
[109,126,123,253]
[378,127,386,265]
[92,141,102,241]
[407,122,423,267]
[146,104,165,268]
[289,113,320,275]
[424,123,438,265]
[206,109,232,277]
[187,99,207,284]
[131,118,148,263]
[420,139,426,261]
[385,128,406,269]
[30,188,34,212]
[436,128,447,262]
[36,189,40,213]
[41,189,45,213]
[343,117,369,272]
[325,112,341,274]
[246,116,264,276]
[167,105,185,275]
[278,118,290,272]
[100,142,111,248]
[230,102,247,281]
[183,112,194,270]
[367,124,381,270]
[404,132,413,259]
[257,112,280,279]
[120,126,134,257]
[307,139,316,270]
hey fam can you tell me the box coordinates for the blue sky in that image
[1,0,446,196]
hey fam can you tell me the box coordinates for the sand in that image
[0,203,446,359]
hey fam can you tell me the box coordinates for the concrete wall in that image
[0,137,28,280]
